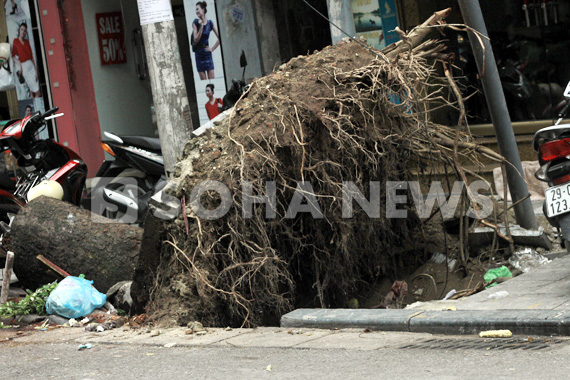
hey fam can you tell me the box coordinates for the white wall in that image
[81,0,156,137]
[326,0,356,45]
[216,0,263,87]
[254,0,281,74]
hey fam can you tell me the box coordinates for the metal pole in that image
[458,0,538,230]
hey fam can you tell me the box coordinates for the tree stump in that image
[4,196,143,292]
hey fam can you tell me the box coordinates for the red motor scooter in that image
[0,107,87,233]
[534,82,570,249]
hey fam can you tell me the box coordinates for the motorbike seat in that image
[120,136,162,153]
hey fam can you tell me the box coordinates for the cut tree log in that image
[3,196,143,293]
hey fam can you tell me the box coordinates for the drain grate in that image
[399,337,569,351]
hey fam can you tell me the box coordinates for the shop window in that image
[273,0,332,62]
[415,0,570,125]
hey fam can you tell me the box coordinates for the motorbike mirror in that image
[240,50,247,68]
[564,81,570,100]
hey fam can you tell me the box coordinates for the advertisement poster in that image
[4,0,45,119]
[351,0,400,50]
[379,0,400,46]
[96,12,127,65]
[184,0,227,127]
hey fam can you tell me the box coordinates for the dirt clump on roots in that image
[145,36,500,328]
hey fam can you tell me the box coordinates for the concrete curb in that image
[281,309,570,336]
[281,309,421,331]
[0,314,69,326]
[410,310,570,335]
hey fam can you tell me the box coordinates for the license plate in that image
[545,183,570,217]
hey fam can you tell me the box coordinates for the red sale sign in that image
[96,12,127,65]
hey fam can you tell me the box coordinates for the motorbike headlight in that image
[27,180,64,202]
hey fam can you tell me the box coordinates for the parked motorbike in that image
[0,107,87,232]
[85,52,250,224]
[81,131,166,226]
[221,50,249,112]
[498,57,535,121]
[533,81,570,249]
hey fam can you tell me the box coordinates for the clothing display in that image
[193,19,214,73]
[20,60,38,92]
[12,38,32,63]
[12,37,39,93]
[205,98,223,120]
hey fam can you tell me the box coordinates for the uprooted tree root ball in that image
[144,32,503,327]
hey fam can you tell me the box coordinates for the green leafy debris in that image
[0,281,58,316]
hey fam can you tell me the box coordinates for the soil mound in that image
[146,37,494,327]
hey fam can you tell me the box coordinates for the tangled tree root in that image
[145,21,504,327]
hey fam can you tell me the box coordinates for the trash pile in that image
[143,23,505,328]
[0,274,131,331]
[509,248,551,273]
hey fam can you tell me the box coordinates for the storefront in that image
[0,1,335,174]
[3,0,564,176]
[402,1,570,131]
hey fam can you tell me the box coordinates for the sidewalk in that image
[1,324,435,351]
[281,253,570,336]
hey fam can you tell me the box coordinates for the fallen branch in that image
[36,255,70,278]
[384,8,452,59]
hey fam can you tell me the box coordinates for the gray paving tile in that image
[294,330,395,350]
[220,328,332,348]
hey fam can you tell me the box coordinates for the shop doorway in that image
[273,0,332,62]
[81,0,156,137]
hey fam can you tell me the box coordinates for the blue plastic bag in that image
[46,276,106,318]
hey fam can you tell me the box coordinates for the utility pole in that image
[326,0,356,45]
[458,0,538,230]
[132,1,191,310]
[136,0,194,173]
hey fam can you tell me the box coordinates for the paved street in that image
[2,327,570,379]
[3,242,570,379]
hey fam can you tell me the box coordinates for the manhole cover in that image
[399,337,568,351]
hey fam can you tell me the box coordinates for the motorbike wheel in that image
[564,239,570,254]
